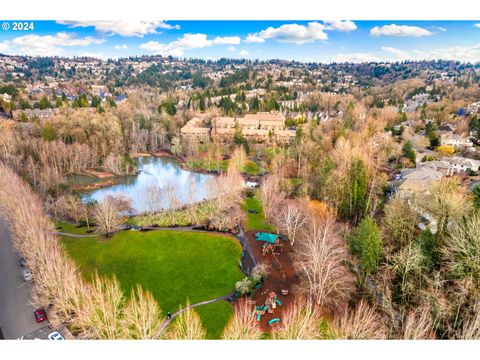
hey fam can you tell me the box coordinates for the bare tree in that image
[458,301,480,339]
[78,273,126,339]
[276,200,310,245]
[293,214,355,312]
[416,177,471,244]
[93,195,132,235]
[271,298,323,340]
[402,305,436,339]
[260,174,282,220]
[164,181,181,225]
[142,182,163,214]
[123,286,164,339]
[163,301,206,340]
[204,162,244,230]
[222,300,262,340]
[186,175,198,224]
[382,195,418,252]
[445,212,480,287]
[332,300,387,339]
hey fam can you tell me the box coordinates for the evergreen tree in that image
[38,96,52,110]
[249,96,260,112]
[344,101,355,129]
[159,99,177,116]
[402,140,416,165]
[348,216,382,274]
[341,158,368,224]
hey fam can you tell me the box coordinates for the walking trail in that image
[55,223,257,337]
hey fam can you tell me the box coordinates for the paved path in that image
[56,224,257,273]
[56,223,259,338]
[0,219,46,339]
[154,292,235,337]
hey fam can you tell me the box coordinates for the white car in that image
[48,331,65,340]
[22,269,33,282]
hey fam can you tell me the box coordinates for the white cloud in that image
[332,43,480,64]
[412,44,480,63]
[57,21,180,37]
[244,21,356,45]
[323,20,357,32]
[139,41,182,56]
[239,49,249,57]
[0,41,9,52]
[114,44,128,50]
[248,22,328,45]
[227,46,236,52]
[474,23,480,29]
[213,36,241,45]
[370,24,433,37]
[333,52,384,63]
[244,34,265,43]
[175,33,212,48]
[10,32,105,56]
[381,46,409,61]
[139,33,241,56]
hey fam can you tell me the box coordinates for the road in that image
[0,218,45,339]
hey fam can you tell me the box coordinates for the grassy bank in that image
[242,191,275,232]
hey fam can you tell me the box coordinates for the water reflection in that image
[84,156,216,213]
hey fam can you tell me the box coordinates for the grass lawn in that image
[242,192,275,232]
[58,223,244,338]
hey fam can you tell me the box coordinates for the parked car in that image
[22,269,32,282]
[48,331,64,340]
[34,309,46,323]
[18,257,27,267]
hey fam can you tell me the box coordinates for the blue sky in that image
[0,20,479,63]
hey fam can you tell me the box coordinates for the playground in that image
[244,230,299,332]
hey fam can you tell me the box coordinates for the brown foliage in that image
[332,300,387,339]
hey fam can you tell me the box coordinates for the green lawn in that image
[59,223,244,338]
[242,192,275,232]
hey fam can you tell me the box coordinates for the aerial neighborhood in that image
[1,19,480,343]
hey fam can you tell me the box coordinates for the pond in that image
[83,156,217,213]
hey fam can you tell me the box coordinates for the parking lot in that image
[0,218,47,339]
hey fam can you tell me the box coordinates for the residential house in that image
[392,167,444,198]
[180,117,211,142]
[11,108,58,121]
[440,133,473,149]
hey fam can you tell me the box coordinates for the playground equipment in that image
[264,291,282,312]
[255,232,279,244]
[255,305,269,321]
[268,318,280,326]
